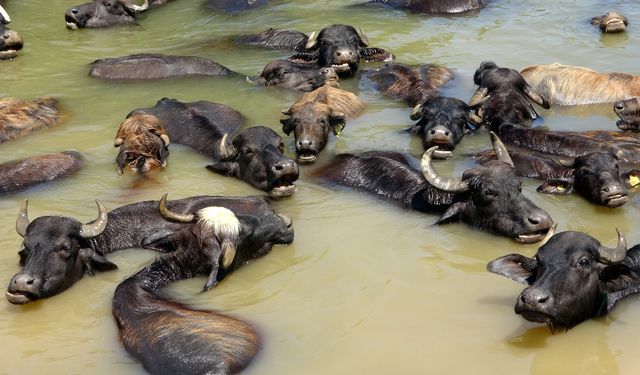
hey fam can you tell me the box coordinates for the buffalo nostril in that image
[2,34,8,40]
[614,103,624,110]
[275,164,284,171]
[336,51,342,56]
[602,187,610,193]
[26,278,35,285]
[430,130,436,135]
[71,8,79,14]
[528,217,540,225]
[445,131,450,136]
[537,295,549,304]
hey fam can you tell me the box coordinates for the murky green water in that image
[1,0,640,374]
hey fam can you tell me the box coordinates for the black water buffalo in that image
[89,54,236,80]
[280,83,365,163]
[370,0,487,14]
[237,28,309,51]
[5,195,280,304]
[113,193,293,374]
[477,145,639,208]
[615,97,640,131]
[0,151,83,195]
[316,133,553,243]
[114,113,170,174]
[64,0,170,29]
[408,96,472,158]
[0,97,58,143]
[591,12,628,33]
[206,126,299,198]
[0,13,22,59]
[207,0,268,12]
[252,60,338,92]
[488,229,640,331]
[360,63,454,107]
[469,61,549,130]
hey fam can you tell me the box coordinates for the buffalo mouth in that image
[0,32,23,60]
[6,290,38,305]
[516,308,569,332]
[616,119,639,131]
[269,184,297,199]
[296,151,318,164]
[515,229,551,244]
[603,194,628,208]
[603,19,627,33]
[64,15,81,30]
[329,62,358,75]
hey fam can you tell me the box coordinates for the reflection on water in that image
[1,0,640,374]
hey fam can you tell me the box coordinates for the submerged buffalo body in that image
[520,63,640,106]
[207,0,268,12]
[6,195,277,304]
[489,230,640,331]
[0,151,83,195]
[316,134,553,242]
[89,53,236,80]
[0,97,58,143]
[113,194,293,374]
[254,60,338,91]
[591,12,627,33]
[371,0,487,14]
[64,0,170,29]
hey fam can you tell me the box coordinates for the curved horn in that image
[410,104,423,121]
[597,228,627,264]
[158,193,195,223]
[79,200,108,238]
[357,27,369,46]
[524,87,550,109]
[217,133,238,161]
[221,239,237,269]
[468,87,489,108]
[421,147,469,192]
[114,137,124,147]
[121,0,149,13]
[305,31,318,49]
[281,108,292,116]
[160,134,170,147]
[16,200,29,238]
[0,5,11,24]
[539,222,557,247]
[489,132,514,167]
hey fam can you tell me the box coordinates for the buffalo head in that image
[255,60,338,92]
[488,229,639,331]
[65,0,149,29]
[591,12,628,33]
[614,97,640,132]
[114,113,170,174]
[0,8,22,60]
[6,201,116,304]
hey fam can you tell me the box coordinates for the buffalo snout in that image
[599,182,628,207]
[6,272,41,304]
[516,287,553,322]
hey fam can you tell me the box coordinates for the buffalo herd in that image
[2,1,640,374]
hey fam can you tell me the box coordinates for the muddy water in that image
[1,0,640,374]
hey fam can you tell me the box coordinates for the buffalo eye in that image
[242,148,255,158]
[58,246,72,260]
[577,257,591,268]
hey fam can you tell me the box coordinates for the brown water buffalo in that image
[614,97,640,131]
[280,83,365,163]
[112,194,293,375]
[489,229,640,331]
[360,63,454,107]
[520,63,640,106]
[0,6,22,59]
[591,12,627,33]
[252,60,339,92]
[114,113,170,174]
[0,97,58,143]
[316,133,553,243]
[64,0,171,29]
[5,195,278,304]
[89,53,236,80]
[0,151,83,195]
[370,0,487,14]
[408,96,472,158]
[207,0,268,12]
[477,145,639,208]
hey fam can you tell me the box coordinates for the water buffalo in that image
[488,229,640,331]
[315,133,553,243]
[6,195,280,304]
[252,60,339,92]
[207,0,268,12]
[0,151,83,195]
[520,63,640,106]
[408,96,472,158]
[477,145,639,208]
[206,126,299,198]
[360,63,454,107]
[89,53,236,80]
[237,28,309,52]
[113,194,294,374]
[469,62,549,130]
[369,0,487,14]
[64,0,159,29]
[591,12,627,33]
[0,6,22,59]
[114,113,170,174]
[280,83,365,163]
[614,97,640,131]
[0,97,58,143]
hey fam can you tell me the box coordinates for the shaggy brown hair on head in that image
[290,84,365,119]
[115,113,168,146]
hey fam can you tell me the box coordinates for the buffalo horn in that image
[121,0,149,13]
[410,104,423,121]
[489,132,514,167]
[0,5,11,24]
[160,134,170,147]
[281,108,292,116]
[305,31,318,49]
[79,200,108,238]
[539,222,557,247]
[217,133,238,160]
[597,228,627,264]
[468,87,489,108]
[114,138,124,147]
[421,147,469,192]
[158,193,195,223]
[357,27,369,46]
[15,200,29,238]
[524,87,549,108]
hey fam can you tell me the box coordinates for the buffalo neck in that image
[605,244,640,312]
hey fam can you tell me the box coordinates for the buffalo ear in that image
[157,145,170,166]
[361,47,394,63]
[142,231,184,253]
[622,170,640,188]
[329,113,346,136]
[280,118,294,135]
[487,254,537,285]
[18,248,29,266]
[537,180,574,195]
[78,248,117,276]
[435,202,466,225]
[206,161,238,177]
[600,263,640,293]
